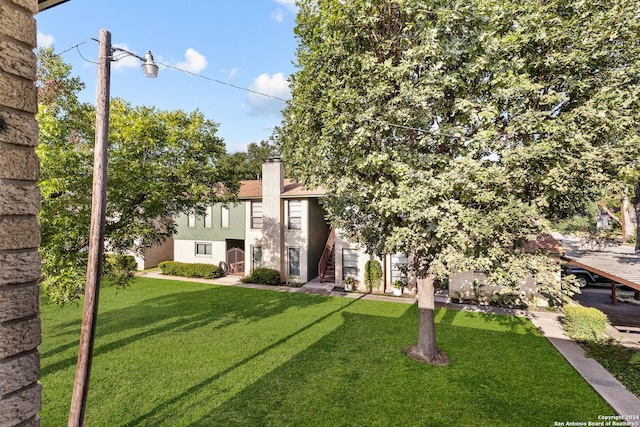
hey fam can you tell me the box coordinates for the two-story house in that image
[173,158,330,283]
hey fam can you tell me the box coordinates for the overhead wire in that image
[51,40,638,165]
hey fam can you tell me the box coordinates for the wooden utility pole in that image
[68,28,111,427]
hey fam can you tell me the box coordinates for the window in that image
[195,242,212,255]
[288,247,300,277]
[252,246,263,270]
[342,249,358,280]
[204,206,212,228]
[251,202,263,229]
[187,213,196,228]
[391,253,408,285]
[288,200,302,230]
[221,206,230,228]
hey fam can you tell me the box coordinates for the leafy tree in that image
[279,0,639,364]
[37,47,237,304]
[218,140,279,180]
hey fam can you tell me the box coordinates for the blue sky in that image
[36,0,298,153]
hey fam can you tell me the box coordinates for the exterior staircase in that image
[318,229,336,283]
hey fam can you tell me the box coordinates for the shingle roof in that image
[238,179,325,199]
[522,233,565,255]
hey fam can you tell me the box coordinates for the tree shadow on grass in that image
[120,294,367,427]
[40,284,333,379]
[185,306,611,427]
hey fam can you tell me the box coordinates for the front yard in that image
[40,277,613,426]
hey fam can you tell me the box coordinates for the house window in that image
[342,249,358,280]
[221,206,230,228]
[251,202,263,229]
[288,200,302,230]
[187,213,196,228]
[391,253,408,284]
[195,242,212,256]
[288,247,300,277]
[252,246,263,270]
[204,206,212,228]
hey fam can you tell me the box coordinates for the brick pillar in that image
[0,0,43,426]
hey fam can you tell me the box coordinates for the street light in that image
[68,29,157,427]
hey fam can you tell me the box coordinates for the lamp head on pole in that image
[141,51,159,78]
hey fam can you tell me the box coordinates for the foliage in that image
[563,305,610,342]
[39,277,614,425]
[278,0,639,360]
[363,259,383,292]
[102,254,137,289]
[552,202,599,235]
[36,46,237,304]
[158,261,223,279]
[578,231,620,251]
[392,280,404,289]
[538,276,581,308]
[217,140,279,180]
[581,340,640,398]
[241,268,282,285]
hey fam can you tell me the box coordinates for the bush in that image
[158,261,222,279]
[364,260,383,292]
[563,305,610,341]
[241,268,281,285]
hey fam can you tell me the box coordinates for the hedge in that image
[158,261,223,279]
[563,305,610,342]
[241,268,281,285]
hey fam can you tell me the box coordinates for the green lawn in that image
[40,277,613,426]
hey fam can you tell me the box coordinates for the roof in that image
[38,0,69,12]
[556,233,640,291]
[238,179,325,199]
[522,233,565,255]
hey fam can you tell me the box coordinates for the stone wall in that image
[0,0,43,425]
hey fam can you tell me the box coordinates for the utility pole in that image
[68,28,111,427]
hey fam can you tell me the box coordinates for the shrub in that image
[364,259,383,292]
[242,268,282,285]
[158,261,222,279]
[563,305,610,342]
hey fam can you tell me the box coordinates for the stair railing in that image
[318,228,335,282]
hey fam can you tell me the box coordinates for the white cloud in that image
[175,48,207,74]
[271,9,284,23]
[274,0,297,12]
[227,67,238,78]
[248,72,290,116]
[37,31,55,47]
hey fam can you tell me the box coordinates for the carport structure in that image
[558,235,640,304]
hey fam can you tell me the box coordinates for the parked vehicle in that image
[561,265,602,288]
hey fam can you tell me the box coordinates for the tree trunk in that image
[405,274,449,366]
[633,181,640,253]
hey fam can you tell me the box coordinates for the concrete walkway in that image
[140,270,640,416]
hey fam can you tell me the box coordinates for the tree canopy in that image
[279,0,639,363]
[37,47,237,304]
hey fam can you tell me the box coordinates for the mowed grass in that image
[40,277,613,426]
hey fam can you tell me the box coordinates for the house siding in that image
[174,203,245,241]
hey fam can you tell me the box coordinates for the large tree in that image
[37,47,237,304]
[279,0,639,364]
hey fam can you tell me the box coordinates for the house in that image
[173,159,562,302]
[173,158,411,291]
[173,158,329,283]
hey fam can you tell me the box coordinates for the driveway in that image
[572,285,640,329]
